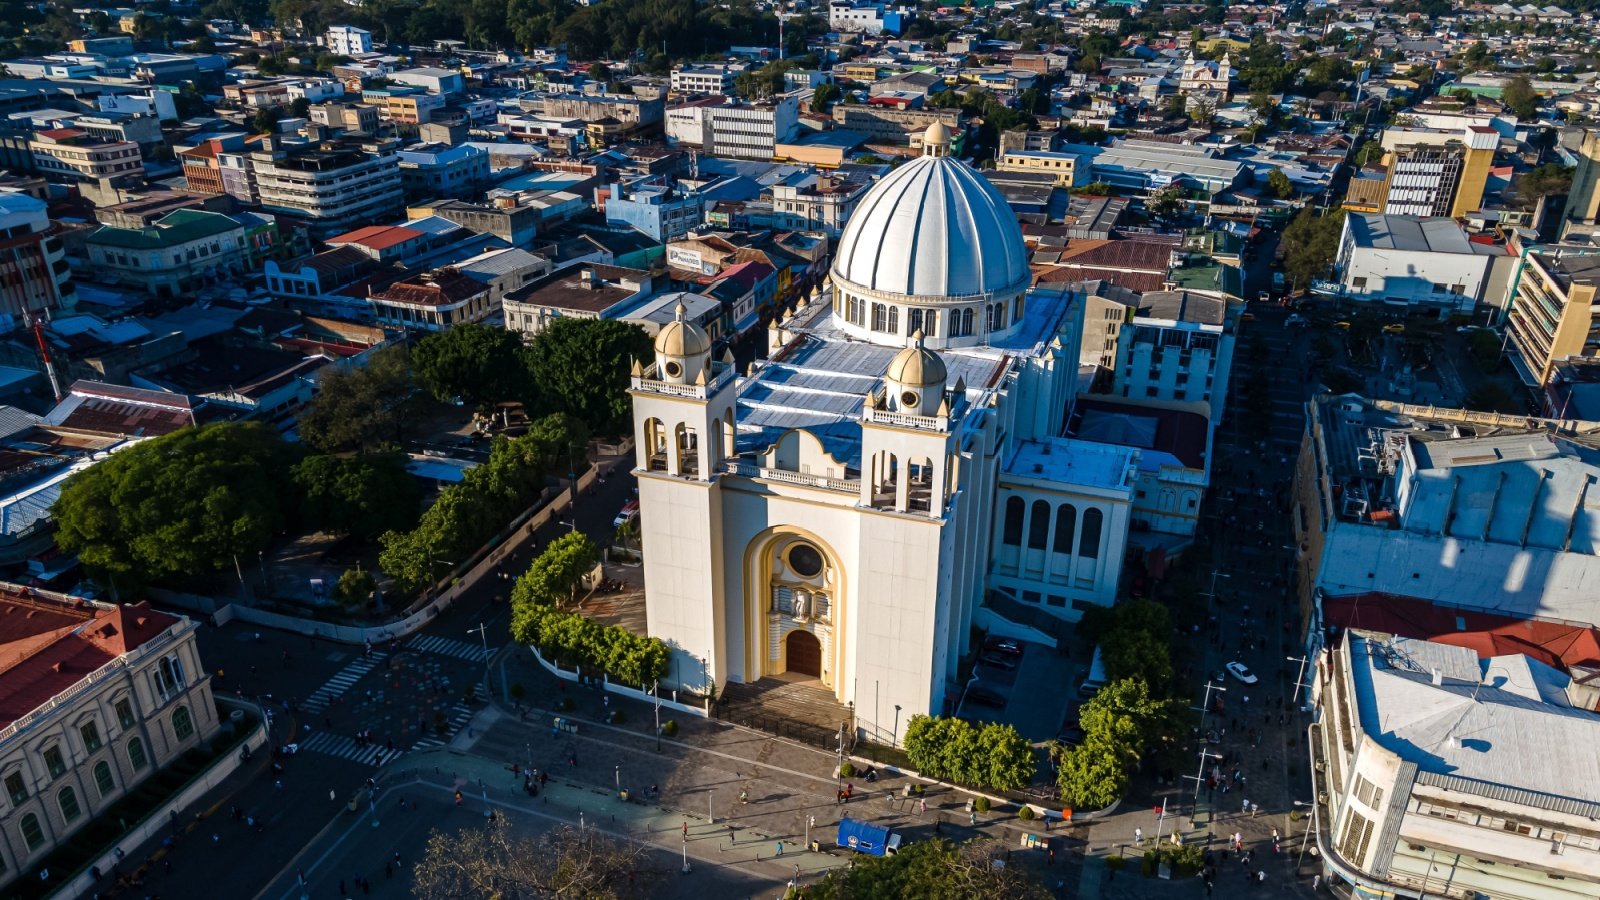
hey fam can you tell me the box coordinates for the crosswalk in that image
[298,731,407,767]
[301,652,386,715]
[411,702,476,750]
[406,634,492,662]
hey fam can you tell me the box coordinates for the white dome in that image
[831,153,1029,301]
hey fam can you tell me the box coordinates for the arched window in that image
[127,737,148,771]
[1054,504,1077,554]
[1002,496,1025,545]
[19,813,43,851]
[871,303,888,331]
[94,761,115,798]
[58,786,81,823]
[954,308,973,337]
[886,305,899,334]
[1028,499,1050,549]
[994,303,1007,331]
[172,706,194,742]
[924,309,938,336]
[1079,508,1104,559]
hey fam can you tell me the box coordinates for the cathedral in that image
[630,124,1139,742]
[1179,50,1233,102]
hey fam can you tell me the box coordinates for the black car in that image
[965,686,1007,708]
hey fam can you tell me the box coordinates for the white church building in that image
[630,124,1142,741]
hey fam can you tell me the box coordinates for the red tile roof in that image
[1324,591,1600,672]
[326,224,425,251]
[0,595,178,728]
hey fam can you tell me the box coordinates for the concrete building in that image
[629,125,1136,742]
[1380,126,1498,219]
[0,593,219,889]
[250,137,404,240]
[995,149,1087,187]
[83,210,266,299]
[704,94,800,161]
[606,183,705,243]
[502,264,655,338]
[28,129,143,184]
[671,65,739,96]
[362,86,444,127]
[826,1,910,34]
[1059,139,1245,194]
[395,143,489,200]
[1310,629,1600,900]
[768,171,870,239]
[309,101,381,135]
[1505,248,1600,388]
[407,199,540,249]
[0,191,75,318]
[534,93,663,137]
[324,25,372,57]
[830,105,959,143]
[1107,289,1238,411]
[368,268,495,332]
[1562,129,1600,236]
[388,67,465,97]
[1330,214,1498,314]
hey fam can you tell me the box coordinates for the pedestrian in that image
[740,788,748,805]
[1256,870,1265,885]
[1047,846,1054,866]
[776,841,784,857]
[1313,874,1322,890]
[728,824,736,844]
[1242,798,1249,815]
[919,797,927,816]
[211,832,220,845]
[455,790,463,806]
[1251,802,1259,818]
[682,821,689,839]
[969,810,977,827]
[1135,827,1143,845]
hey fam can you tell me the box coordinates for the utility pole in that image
[1185,748,1223,829]
[1200,569,1231,616]
[1287,654,1312,707]
[1195,679,1227,729]
[654,681,662,751]
[469,623,492,697]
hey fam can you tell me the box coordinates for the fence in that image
[712,705,855,755]
[525,646,709,719]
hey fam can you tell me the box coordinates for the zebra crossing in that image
[301,652,386,715]
[411,703,477,750]
[298,731,406,767]
[406,634,492,662]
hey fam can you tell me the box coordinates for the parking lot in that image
[955,636,1081,744]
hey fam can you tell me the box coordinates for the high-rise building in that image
[1504,248,1600,388]
[1380,125,1497,218]
[0,191,75,317]
[249,137,403,240]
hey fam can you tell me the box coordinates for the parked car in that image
[1285,314,1310,328]
[965,686,1007,708]
[612,500,639,528]
[983,637,1024,658]
[1225,661,1258,684]
[979,652,1018,671]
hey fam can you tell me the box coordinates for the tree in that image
[413,323,528,408]
[1101,627,1172,688]
[291,452,421,539]
[299,345,424,453]
[811,81,841,111]
[1279,207,1345,290]
[1502,74,1540,119]
[1512,163,1573,206]
[290,96,311,119]
[1267,167,1295,199]
[413,817,654,900]
[333,568,376,609]
[511,531,599,609]
[253,106,282,134]
[54,423,296,584]
[902,715,1035,791]
[523,318,652,438]
[806,838,1051,899]
[1054,736,1129,809]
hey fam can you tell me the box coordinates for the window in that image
[1351,277,1367,291]
[1053,505,1076,554]
[172,706,194,741]
[923,310,938,336]
[1338,811,1375,865]
[1354,775,1384,810]
[886,306,899,334]
[1079,508,1103,559]
[80,722,101,753]
[20,813,43,851]
[871,303,887,332]
[953,308,973,337]
[94,761,115,798]
[127,737,148,771]
[5,772,26,805]
[43,746,65,780]
[1028,500,1050,549]
[114,698,135,729]
[154,654,187,701]
[1002,496,1025,546]
[57,787,80,823]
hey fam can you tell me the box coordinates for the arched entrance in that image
[785,630,822,677]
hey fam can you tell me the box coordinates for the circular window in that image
[787,544,824,578]
[900,390,919,408]
[664,361,682,378]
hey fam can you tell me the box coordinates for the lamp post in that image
[891,704,902,748]
[469,623,492,699]
[1287,654,1311,707]
[681,836,691,874]
[806,814,814,849]
[615,765,621,798]
[1201,569,1231,616]
[368,786,379,828]
[482,785,491,819]
[654,682,662,751]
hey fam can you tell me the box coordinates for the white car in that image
[1225,661,1258,684]
[1285,315,1310,328]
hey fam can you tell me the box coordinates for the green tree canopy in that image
[806,838,1051,899]
[511,530,600,609]
[523,318,652,438]
[1280,207,1345,290]
[1053,736,1129,810]
[1267,167,1295,199]
[54,423,296,583]
[1502,74,1541,119]
[291,451,421,539]
[413,323,529,408]
[902,715,1035,792]
[300,345,424,454]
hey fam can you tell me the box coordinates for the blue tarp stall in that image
[837,817,901,856]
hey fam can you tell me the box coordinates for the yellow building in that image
[1377,125,1497,219]
[1562,129,1600,230]
[995,149,1086,187]
[1505,249,1600,387]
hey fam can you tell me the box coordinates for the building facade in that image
[0,191,75,318]
[1505,248,1600,388]
[250,138,404,240]
[82,210,254,298]
[28,130,143,184]
[1332,214,1497,314]
[0,593,218,887]
[1380,126,1497,219]
[671,65,738,96]
[1109,289,1236,410]
[995,149,1087,187]
[704,95,801,162]
[325,25,372,57]
[768,173,868,239]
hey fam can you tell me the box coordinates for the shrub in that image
[974,796,990,814]
[1017,805,1035,821]
[839,761,856,778]
[902,715,1034,791]
[662,719,678,736]
[1106,855,1125,873]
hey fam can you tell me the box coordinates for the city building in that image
[324,25,372,57]
[534,93,663,137]
[1380,126,1498,218]
[362,86,444,127]
[1504,248,1600,387]
[1310,629,1600,900]
[367,268,495,331]
[28,129,143,184]
[606,182,705,243]
[1292,393,1600,660]
[671,65,739,96]
[830,105,958,143]
[82,210,267,299]
[309,101,381,135]
[1561,129,1600,237]
[629,125,1136,741]
[1059,139,1246,194]
[767,172,869,239]
[995,149,1087,187]
[1329,214,1498,314]
[1105,289,1238,410]
[388,67,465,97]
[249,137,404,240]
[395,143,490,200]
[0,191,76,318]
[502,264,655,338]
[0,591,218,888]
[704,94,801,161]
[1177,51,1232,102]
[826,1,911,34]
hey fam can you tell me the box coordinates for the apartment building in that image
[606,183,705,242]
[389,67,465,96]
[1310,629,1600,900]
[0,593,218,888]
[502,265,654,338]
[1108,289,1237,411]
[704,94,800,161]
[362,86,444,127]
[996,149,1087,187]
[1505,248,1600,388]
[325,25,373,57]
[368,268,494,331]
[28,129,143,183]
[395,143,489,200]
[534,93,663,136]
[250,137,404,240]
[82,209,265,298]
[830,105,959,143]
[767,172,868,240]
[671,64,738,96]
[1380,126,1497,218]
[309,101,381,135]
[0,191,75,318]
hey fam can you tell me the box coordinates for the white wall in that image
[1340,244,1493,313]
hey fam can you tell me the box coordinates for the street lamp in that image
[806,814,814,849]
[1202,570,1231,616]
[653,682,662,751]
[1287,654,1311,707]
[469,623,492,700]
[482,784,491,819]
[615,765,621,798]
[891,704,902,748]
